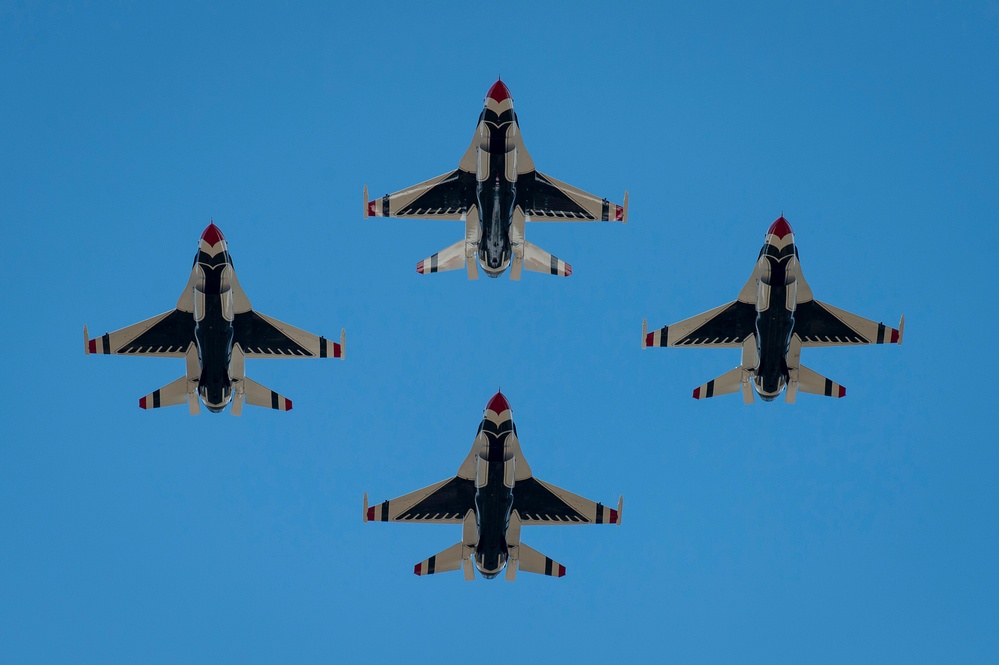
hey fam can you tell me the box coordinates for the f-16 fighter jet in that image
[84,223,344,414]
[364,79,628,279]
[364,392,622,580]
[642,216,904,403]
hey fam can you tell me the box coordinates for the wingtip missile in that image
[363,492,369,522]
[616,496,623,525]
[622,190,629,224]
[363,185,369,218]
[641,318,647,349]
[83,325,90,355]
[898,315,905,345]
[340,328,346,360]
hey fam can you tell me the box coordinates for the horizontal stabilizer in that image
[791,365,846,401]
[521,241,571,277]
[413,542,466,577]
[138,376,190,410]
[692,366,751,402]
[417,239,466,275]
[516,542,566,578]
[242,377,292,411]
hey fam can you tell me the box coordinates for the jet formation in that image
[643,216,903,402]
[364,79,628,279]
[85,223,344,414]
[364,392,622,580]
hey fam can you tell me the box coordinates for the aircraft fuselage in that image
[474,104,519,278]
[471,416,517,578]
[752,235,799,400]
[192,244,236,412]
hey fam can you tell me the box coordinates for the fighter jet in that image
[363,79,628,279]
[364,391,622,580]
[642,216,904,403]
[84,223,344,414]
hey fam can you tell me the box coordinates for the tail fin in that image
[513,542,566,578]
[787,365,845,403]
[139,376,197,413]
[417,239,467,275]
[234,376,292,414]
[513,241,571,280]
[693,366,754,404]
[413,541,473,580]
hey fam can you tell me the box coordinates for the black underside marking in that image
[706,380,715,398]
[427,555,436,575]
[824,378,833,396]
[153,389,161,408]
[595,502,604,525]
[319,337,327,358]
[117,310,194,354]
[793,301,870,344]
[545,558,553,576]
[233,311,312,356]
[516,171,593,220]
[512,477,588,523]
[431,253,439,273]
[381,500,390,522]
[674,302,756,345]
[601,199,609,221]
[397,477,476,521]
[877,323,885,344]
[102,333,111,354]
[397,170,475,216]
[550,255,558,275]
[271,391,279,409]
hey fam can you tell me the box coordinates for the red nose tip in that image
[486,79,511,103]
[767,216,793,240]
[201,223,225,247]
[486,391,510,414]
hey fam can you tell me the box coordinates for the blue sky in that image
[1,1,997,663]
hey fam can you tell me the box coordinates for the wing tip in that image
[622,189,629,223]
[641,319,647,349]
[363,492,369,523]
[363,184,369,218]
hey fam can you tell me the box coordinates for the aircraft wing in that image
[794,300,903,347]
[365,477,476,524]
[513,477,621,526]
[85,310,195,357]
[516,170,627,222]
[644,301,757,348]
[365,170,476,220]
[232,312,343,359]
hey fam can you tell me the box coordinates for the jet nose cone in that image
[486,79,511,103]
[767,216,793,240]
[485,391,510,414]
[200,222,225,248]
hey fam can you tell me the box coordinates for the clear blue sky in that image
[2,2,997,663]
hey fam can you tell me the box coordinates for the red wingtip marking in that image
[693,387,701,399]
[201,222,225,247]
[557,565,566,577]
[767,216,793,240]
[414,563,422,576]
[610,509,619,524]
[333,344,342,359]
[890,329,899,344]
[139,396,147,409]
[367,200,377,217]
[645,332,655,347]
[285,398,293,411]
[486,79,511,103]
[486,391,510,414]
[615,205,624,221]
[88,339,96,354]
[838,386,846,398]
[366,507,375,521]
[416,260,425,274]
[564,263,572,276]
